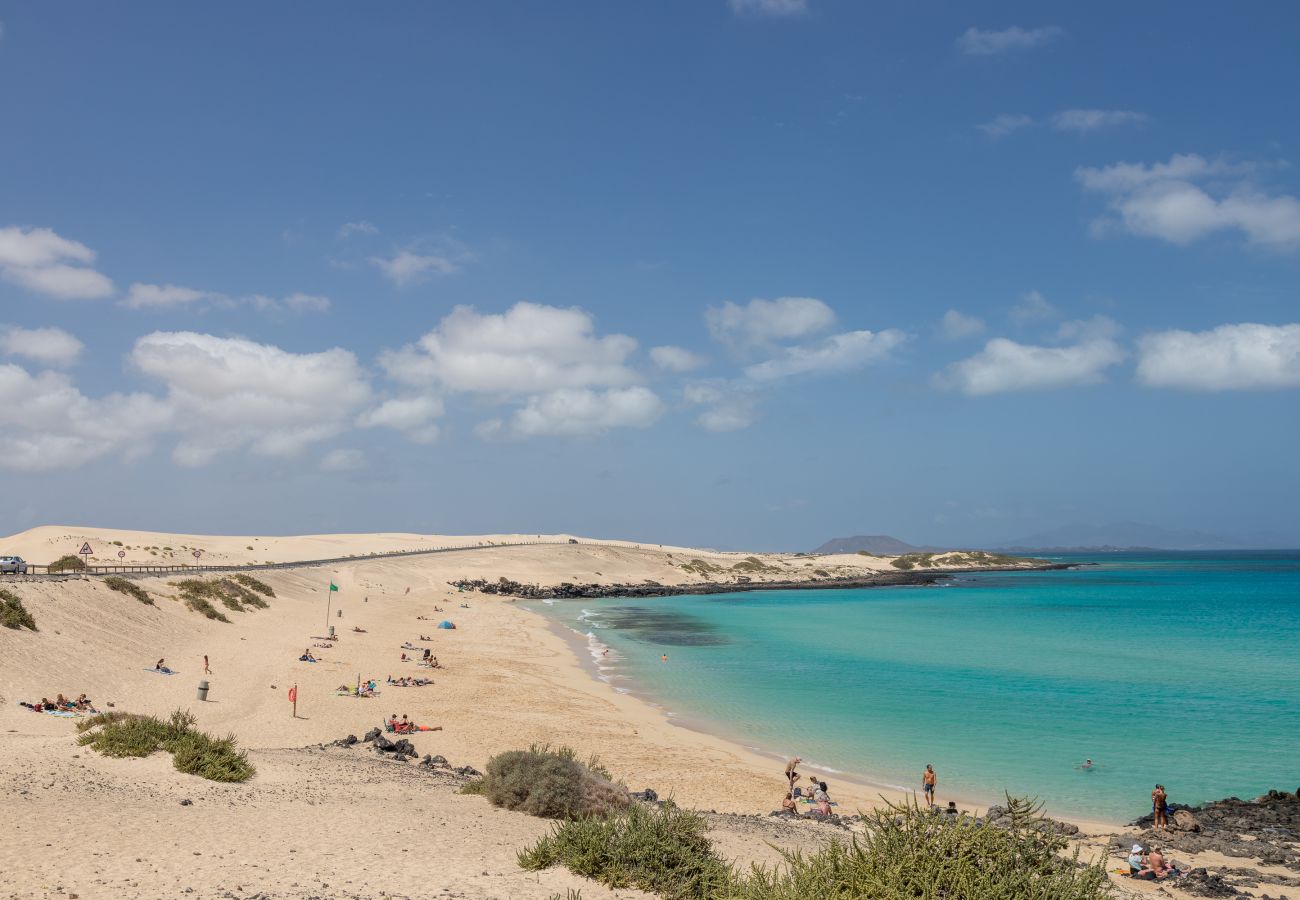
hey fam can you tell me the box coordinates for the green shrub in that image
[520,801,731,900]
[77,709,254,782]
[103,576,154,605]
[48,554,86,573]
[477,743,628,819]
[172,578,273,621]
[0,588,37,630]
[519,796,1111,900]
[231,573,275,597]
[731,796,1112,900]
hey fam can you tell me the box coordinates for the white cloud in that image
[122,282,210,309]
[706,297,836,349]
[0,363,172,471]
[0,226,115,300]
[1076,153,1300,249]
[937,334,1125,395]
[1051,109,1148,133]
[369,250,461,286]
[337,221,379,239]
[320,448,367,472]
[1010,290,1059,324]
[130,331,371,466]
[957,25,1064,55]
[1136,323,1300,390]
[744,329,906,381]
[357,395,443,443]
[650,345,707,373]
[381,302,639,394]
[122,283,330,313]
[0,326,84,367]
[939,310,986,340]
[978,113,1033,139]
[486,387,664,438]
[730,0,807,16]
[684,381,761,432]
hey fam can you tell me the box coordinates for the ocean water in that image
[534,551,1300,822]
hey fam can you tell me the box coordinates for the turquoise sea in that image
[534,551,1300,822]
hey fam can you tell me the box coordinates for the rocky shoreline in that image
[450,563,1076,600]
[1115,789,1300,897]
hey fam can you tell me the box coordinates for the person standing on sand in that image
[1152,784,1169,829]
[785,757,801,790]
[923,764,937,807]
[204,655,211,675]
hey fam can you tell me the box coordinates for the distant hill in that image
[995,521,1246,551]
[813,535,921,556]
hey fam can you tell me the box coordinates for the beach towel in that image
[144,668,179,675]
[45,710,81,717]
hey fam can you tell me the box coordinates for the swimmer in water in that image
[661,653,668,663]
[1082,758,1093,769]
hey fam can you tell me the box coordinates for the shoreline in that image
[525,598,1126,834]
[453,561,1078,600]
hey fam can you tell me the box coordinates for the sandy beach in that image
[0,527,1290,899]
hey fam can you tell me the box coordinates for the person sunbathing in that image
[352,626,366,633]
[300,649,318,662]
[781,791,799,815]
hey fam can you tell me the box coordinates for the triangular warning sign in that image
[79,542,93,555]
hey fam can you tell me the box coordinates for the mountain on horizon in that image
[813,535,922,555]
[994,521,1259,551]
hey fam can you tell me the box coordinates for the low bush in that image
[519,801,731,900]
[477,743,628,820]
[231,573,275,597]
[519,796,1113,900]
[733,796,1113,900]
[78,709,254,782]
[0,588,37,630]
[48,554,86,573]
[172,578,272,621]
[103,576,154,605]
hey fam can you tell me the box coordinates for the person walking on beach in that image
[785,756,801,791]
[204,654,211,675]
[922,764,937,807]
[1152,784,1169,829]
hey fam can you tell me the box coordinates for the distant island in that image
[814,521,1297,555]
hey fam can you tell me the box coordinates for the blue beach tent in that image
[437,620,456,629]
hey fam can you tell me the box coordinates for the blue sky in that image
[2,1,1298,549]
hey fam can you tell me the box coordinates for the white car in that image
[0,556,29,575]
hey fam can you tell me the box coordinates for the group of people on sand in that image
[299,648,319,662]
[781,757,836,817]
[386,675,432,687]
[387,712,441,734]
[21,694,96,713]
[782,756,953,819]
[1128,843,1181,880]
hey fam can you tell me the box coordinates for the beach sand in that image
[0,527,1283,898]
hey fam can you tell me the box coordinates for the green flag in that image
[329,581,338,592]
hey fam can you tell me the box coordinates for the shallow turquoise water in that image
[534,551,1300,821]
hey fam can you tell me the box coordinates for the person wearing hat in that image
[1127,844,1146,874]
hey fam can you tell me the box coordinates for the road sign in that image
[193,550,202,559]
[118,550,126,559]
[79,542,93,557]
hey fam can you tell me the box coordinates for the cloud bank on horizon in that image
[1,2,1297,546]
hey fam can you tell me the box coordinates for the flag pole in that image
[325,585,332,630]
